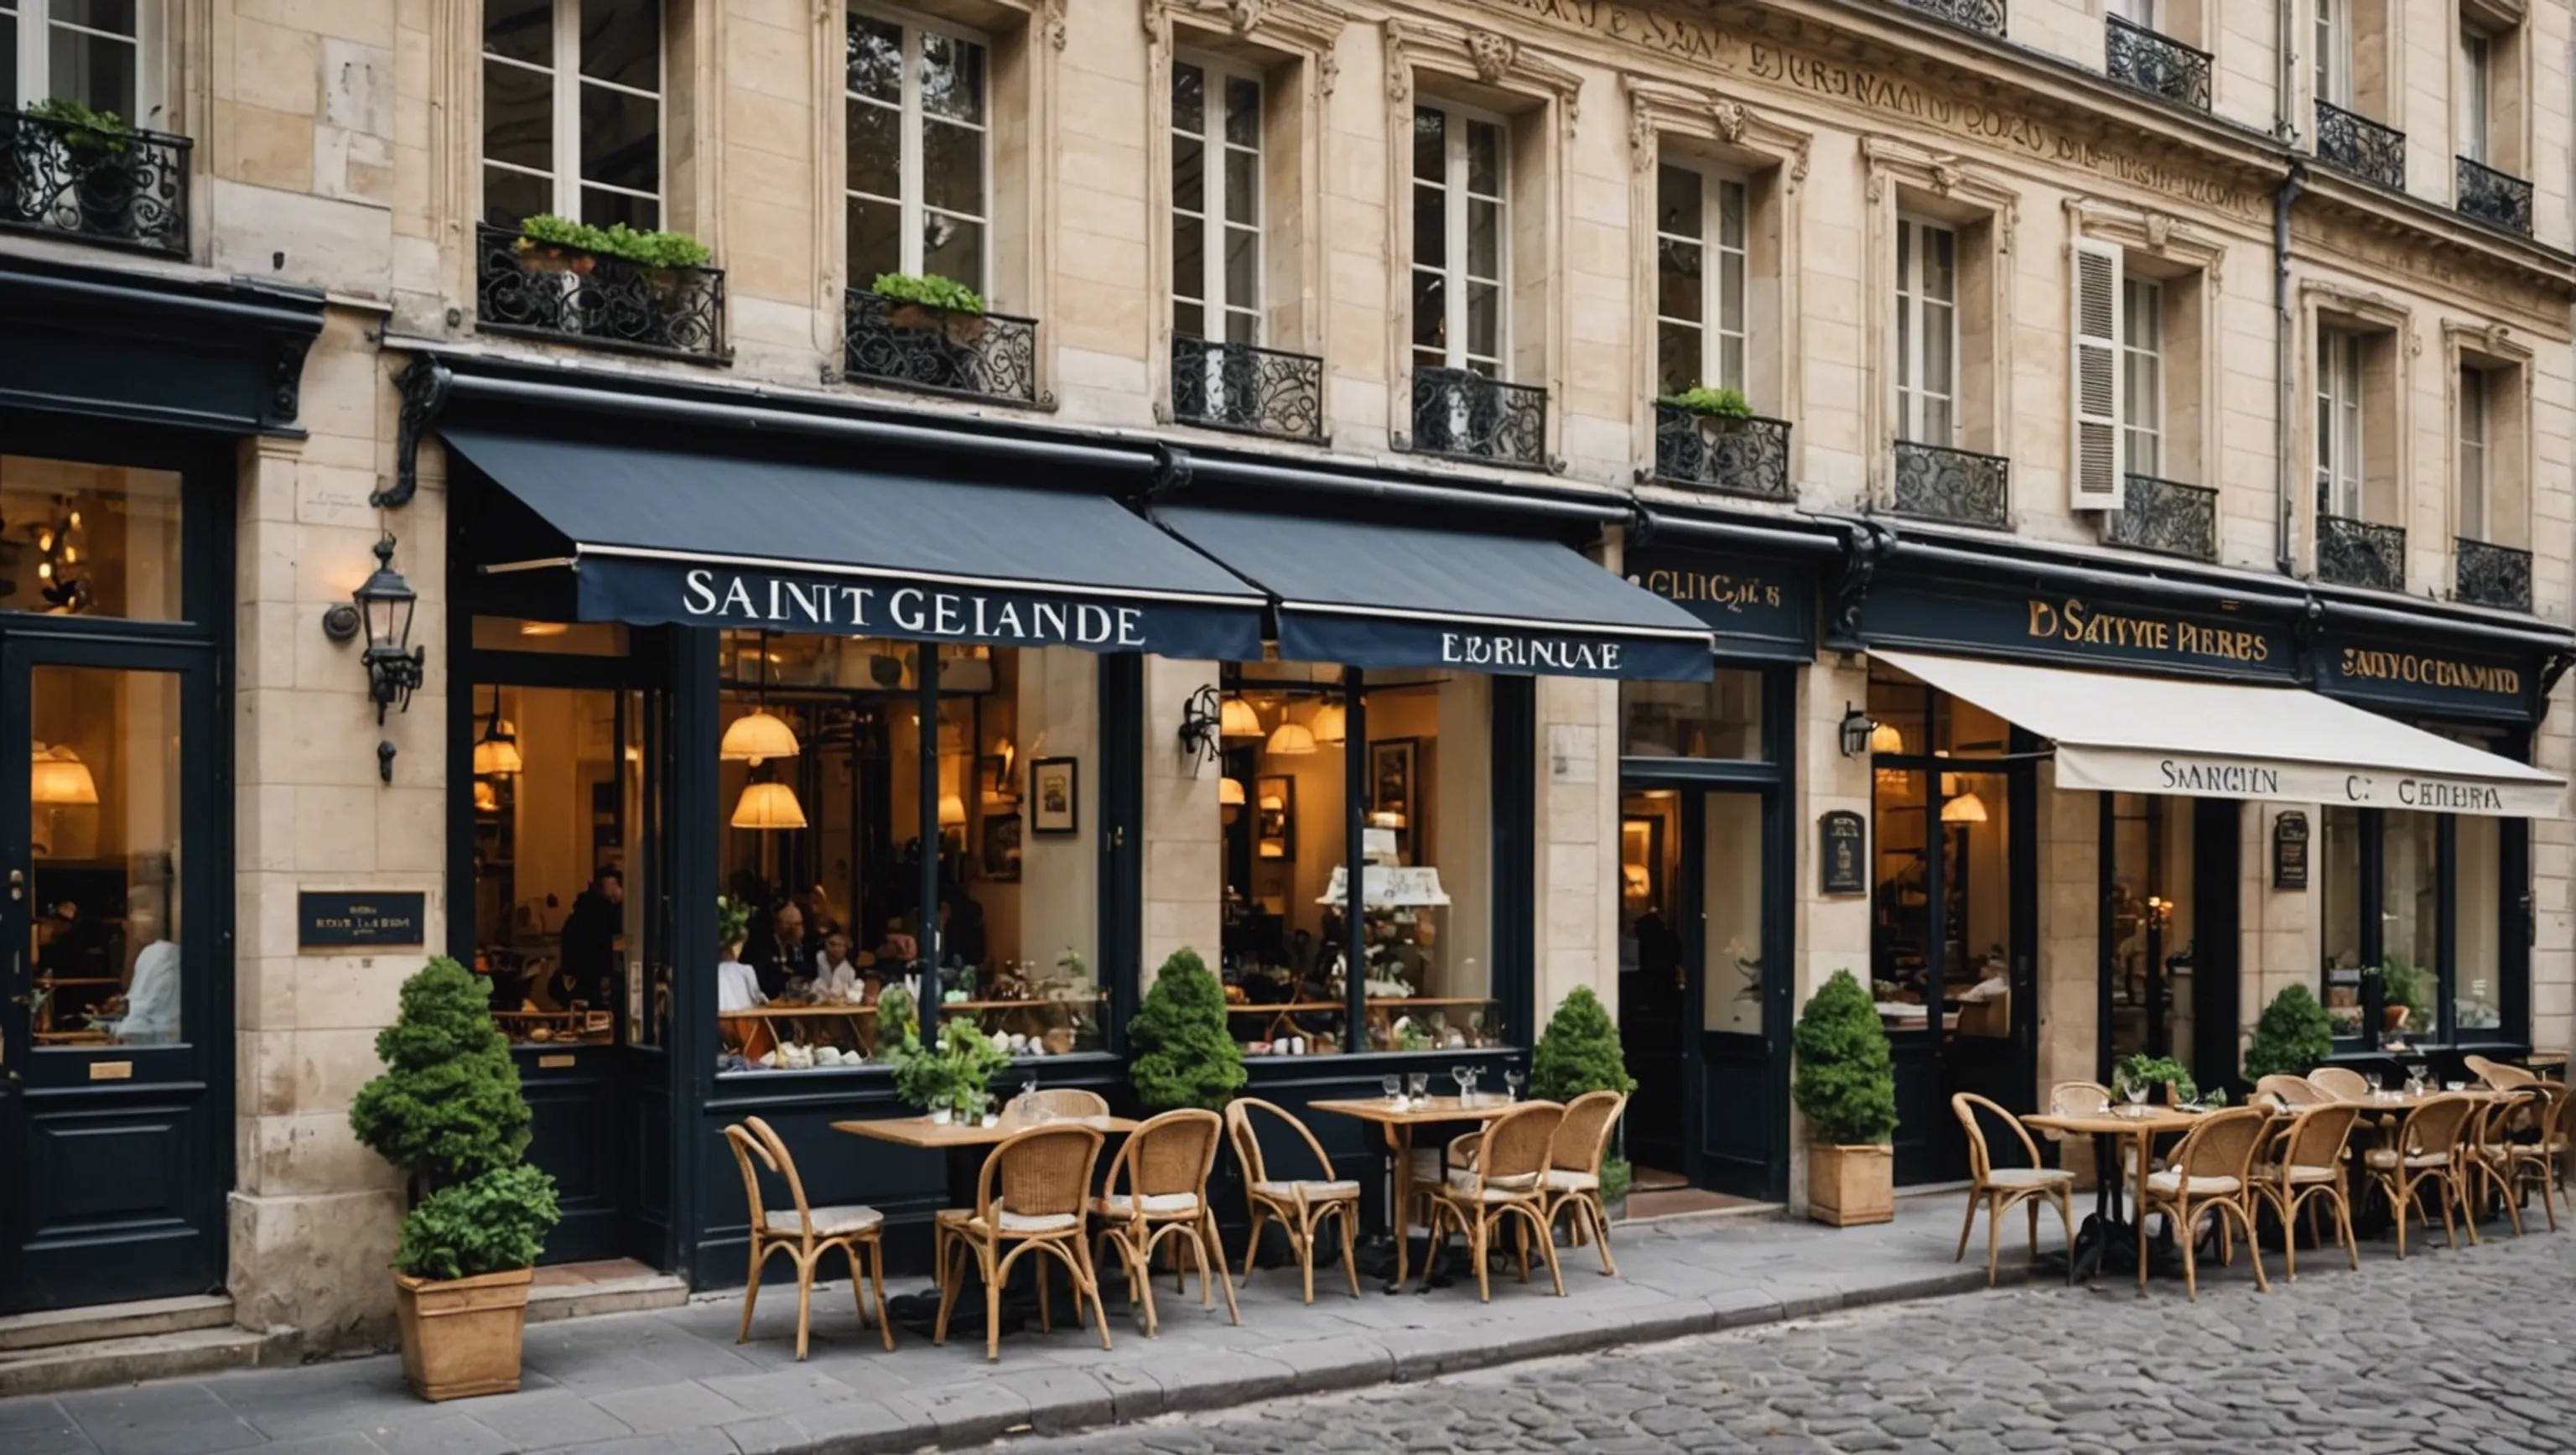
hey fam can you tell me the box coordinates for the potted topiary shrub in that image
[348,958,560,1400]
[2244,984,2336,1081]
[1529,985,1637,1219]
[1791,969,1898,1227]
[1128,948,1248,1113]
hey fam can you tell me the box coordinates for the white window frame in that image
[1412,101,1509,378]
[2120,277,2164,480]
[2106,0,2158,26]
[2458,23,2490,164]
[1654,160,1748,398]
[1171,52,1263,345]
[1893,215,1958,448]
[2458,364,2490,541]
[2314,0,2353,108]
[483,0,666,226]
[2316,327,2365,519]
[845,4,991,288]
[8,0,158,122]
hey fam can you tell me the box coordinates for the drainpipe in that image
[2273,160,2306,579]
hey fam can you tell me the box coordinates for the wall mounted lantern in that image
[1838,704,1878,759]
[322,534,426,782]
[1177,683,1223,768]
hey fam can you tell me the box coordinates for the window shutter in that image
[2069,240,2126,512]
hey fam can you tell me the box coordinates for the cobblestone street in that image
[1004,1225,2576,1455]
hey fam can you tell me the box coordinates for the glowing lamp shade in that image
[471,722,523,777]
[1219,777,1246,807]
[471,779,500,813]
[1309,700,1348,744]
[1219,695,1263,740]
[30,744,98,806]
[938,792,968,828]
[732,780,808,829]
[1265,720,1317,756]
[720,707,801,765]
[1941,791,1990,824]
[1258,792,1285,812]
[1870,720,1906,754]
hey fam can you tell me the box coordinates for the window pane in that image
[31,666,183,1049]
[578,81,659,195]
[1716,253,1744,332]
[1223,76,1259,148]
[1411,179,1445,270]
[1656,320,1701,395]
[486,0,553,66]
[1411,271,1445,352]
[484,167,551,230]
[1171,60,1205,134]
[579,0,659,90]
[1223,225,1256,315]
[1872,767,1930,1034]
[52,1,137,35]
[2,19,18,114]
[1466,119,1502,196]
[844,14,901,104]
[1719,335,1745,393]
[845,97,900,201]
[922,117,983,217]
[1657,164,1702,240]
[1923,227,1955,303]
[1,456,184,619]
[482,59,556,174]
[2381,814,2438,1035]
[1173,299,1205,340]
[1466,197,1500,280]
[921,213,982,290]
[1656,236,1702,323]
[920,32,984,125]
[1703,792,1764,1034]
[1717,179,1745,248]
[1466,282,1498,362]
[49,23,137,118]
[1172,133,1204,215]
[1171,210,1202,305]
[2454,817,2503,1033]
[1621,671,1763,761]
[1923,302,1954,396]
[1223,148,1258,227]
[847,195,901,283]
[578,185,656,231]
[1223,308,1256,346]
[1411,107,1445,184]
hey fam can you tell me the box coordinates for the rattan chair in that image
[1223,1098,1363,1302]
[2308,1067,2371,1101]
[1422,1100,1566,1302]
[1540,1090,1628,1276]
[2464,1089,2545,1238]
[934,1121,1112,1361]
[2255,1073,2331,1107]
[1091,1109,1239,1336]
[2138,1105,2272,1300]
[2361,1094,2476,1259]
[2048,1080,2113,1115]
[1949,1093,2076,1286]
[2506,1084,2572,1231]
[2464,1054,2539,1090]
[2253,1102,2361,1279]
[722,1117,892,1360]
[1005,1088,1112,1121]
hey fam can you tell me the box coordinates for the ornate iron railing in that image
[1650,403,1793,500]
[2317,513,2405,591]
[2106,17,2211,111]
[0,107,190,255]
[843,288,1041,404]
[1171,336,1325,440]
[2315,101,2405,190]
[1890,440,2011,528]
[2454,537,2532,612]
[1893,0,2006,37]
[475,223,727,361]
[2456,156,2534,236]
[2104,475,2218,560]
[1405,366,1550,469]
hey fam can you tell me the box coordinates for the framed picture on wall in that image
[980,813,1022,881]
[1255,775,1295,860]
[1031,757,1079,835]
[1368,737,1417,858]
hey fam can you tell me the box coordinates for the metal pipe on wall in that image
[2274,161,2307,579]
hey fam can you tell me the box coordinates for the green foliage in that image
[1659,386,1753,419]
[872,272,988,314]
[1599,1156,1633,1207]
[2115,1053,2198,1104]
[393,1165,560,1281]
[1791,970,1898,1145]
[516,214,712,270]
[1529,986,1636,1104]
[893,1015,1014,1116]
[873,980,920,1063]
[2379,955,2431,1031]
[714,895,752,953]
[2244,984,2337,1080]
[348,958,533,1189]
[26,97,132,155]
[1126,948,1247,1112]
[1392,1017,1435,1052]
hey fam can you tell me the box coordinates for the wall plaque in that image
[299,891,428,948]
[1820,810,1867,896]
[2272,811,2309,891]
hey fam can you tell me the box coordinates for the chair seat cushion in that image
[1434,1182,1543,1206]
[1983,1167,2073,1189]
[1253,1178,1360,1203]
[2145,1171,2241,1197]
[766,1203,884,1239]
[1544,1167,1599,1193]
[1445,1169,1544,1193]
[2255,1164,2338,1186]
[1094,1192,1202,1219]
[936,1206,1082,1235]
[2363,1149,2449,1171]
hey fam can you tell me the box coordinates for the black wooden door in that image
[2189,798,2242,1094]
[1690,787,1789,1201]
[2,636,226,1312]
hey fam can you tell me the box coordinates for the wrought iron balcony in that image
[1890,440,2010,529]
[1650,403,1793,501]
[1171,336,1324,441]
[2104,475,2218,561]
[843,288,1041,404]
[0,107,190,256]
[1405,366,1550,470]
[2317,513,2404,591]
[476,223,727,361]
[2314,101,2405,190]
[1893,0,2006,38]
[2456,157,2534,236]
[2106,17,2211,111]
[2454,537,2532,612]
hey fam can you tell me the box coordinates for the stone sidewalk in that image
[4,1197,2036,1455]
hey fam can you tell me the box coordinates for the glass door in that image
[1691,787,1786,1201]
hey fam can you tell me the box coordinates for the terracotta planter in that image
[883,299,989,345]
[515,242,596,276]
[2382,1004,2412,1033]
[1806,1142,1894,1228]
[393,1266,533,1401]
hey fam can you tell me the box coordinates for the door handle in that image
[7,867,19,902]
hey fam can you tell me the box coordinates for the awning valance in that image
[1874,650,2564,818]
[1155,505,1715,680]
[444,430,1266,659]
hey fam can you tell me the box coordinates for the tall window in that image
[482,0,663,229]
[2315,0,2352,106]
[2458,24,2490,164]
[2315,328,2364,517]
[1893,216,1957,446]
[1411,104,1506,377]
[4,1,151,120]
[1654,164,1747,398]
[845,8,988,288]
[2459,366,2490,540]
[2120,278,2163,478]
[1171,58,1261,346]
[2106,0,2157,23]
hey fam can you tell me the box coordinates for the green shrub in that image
[1599,1156,1633,1206]
[2243,984,2336,1080]
[871,272,987,314]
[516,213,711,269]
[2114,1053,2198,1104]
[392,1165,561,1281]
[1790,969,1897,1145]
[894,1015,1013,1116]
[1126,948,1246,1113]
[26,96,132,155]
[1658,386,1753,419]
[873,980,920,1064]
[1529,986,1636,1104]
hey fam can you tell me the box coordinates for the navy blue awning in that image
[1155,506,1714,680]
[444,430,1267,660]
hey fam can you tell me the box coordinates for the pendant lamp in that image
[938,791,969,828]
[471,779,500,813]
[731,779,808,829]
[1310,699,1348,744]
[1870,720,1905,755]
[1265,707,1318,756]
[1219,777,1247,807]
[29,743,99,805]
[471,687,522,777]
[722,630,802,764]
[1941,790,1990,824]
[1219,694,1263,740]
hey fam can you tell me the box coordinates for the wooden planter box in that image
[1806,1142,1894,1228]
[394,1266,533,1401]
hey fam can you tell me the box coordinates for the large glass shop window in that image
[710,635,1104,1075]
[1216,664,1493,1057]
[1866,673,2014,1041]
[29,667,184,1048]
[1,455,184,620]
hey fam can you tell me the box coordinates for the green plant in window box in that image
[1658,385,1753,420]
[2243,983,2337,1080]
[871,272,990,343]
[513,214,712,278]
[25,97,133,158]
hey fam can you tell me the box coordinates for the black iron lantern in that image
[1176,682,1223,768]
[354,535,424,720]
[1838,703,1877,759]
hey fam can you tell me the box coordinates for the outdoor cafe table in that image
[2020,1105,2202,1290]
[1311,1094,1519,1291]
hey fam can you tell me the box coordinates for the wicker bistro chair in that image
[1949,1094,2077,1286]
[2464,1054,2540,1090]
[2138,1106,2272,1300]
[2256,1074,2332,1108]
[1223,1098,1363,1302]
[934,1122,1113,1361]
[1422,1100,1568,1302]
[722,1117,892,1360]
[2308,1067,2371,1101]
[1005,1088,1112,1122]
[2360,1094,2478,1259]
[2464,1089,2546,1238]
[2252,1103,2362,1279]
[1091,1109,1239,1337]
[1541,1091,1628,1277]
[2506,1086,2573,1231]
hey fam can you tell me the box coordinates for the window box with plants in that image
[3,98,191,254]
[475,216,727,360]
[1650,387,1793,500]
[844,273,1042,403]
[1792,969,1898,1227]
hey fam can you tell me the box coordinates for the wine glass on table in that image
[1452,1064,1474,1104]
[1504,1068,1526,1103]
[1382,1073,1404,1106]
